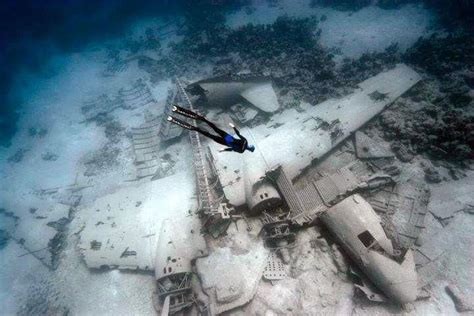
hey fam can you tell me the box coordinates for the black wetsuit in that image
[195,119,249,153]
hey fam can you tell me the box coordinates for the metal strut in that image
[175,78,218,216]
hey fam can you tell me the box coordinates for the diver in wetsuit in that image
[167,105,255,154]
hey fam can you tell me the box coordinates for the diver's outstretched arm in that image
[229,123,243,138]
[233,127,242,137]
[231,126,247,143]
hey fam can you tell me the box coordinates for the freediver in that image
[167,105,255,153]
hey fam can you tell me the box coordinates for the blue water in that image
[0,0,472,147]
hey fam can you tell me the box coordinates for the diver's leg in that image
[195,128,227,146]
[201,119,229,139]
[168,116,227,146]
[172,105,204,120]
[167,116,197,131]
[173,105,229,139]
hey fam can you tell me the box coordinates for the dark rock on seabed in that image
[42,151,59,161]
[83,145,121,177]
[7,148,29,163]
[140,15,401,106]
[0,229,10,250]
[311,0,371,11]
[405,33,474,78]
[377,32,474,163]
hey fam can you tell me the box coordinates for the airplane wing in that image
[78,171,198,271]
[240,82,280,113]
[210,64,421,208]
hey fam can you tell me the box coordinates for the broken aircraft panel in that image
[263,251,287,281]
[1,193,74,270]
[154,218,208,315]
[78,171,208,314]
[81,79,155,122]
[187,74,280,113]
[119,79,156,109]
[350,266,389,303]
[367,182,430,250]
[79,171,204,271]
[132,115,162,179]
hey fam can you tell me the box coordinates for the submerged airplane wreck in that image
[79,64,432,315]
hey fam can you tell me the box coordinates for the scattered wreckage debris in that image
[203,64,426,307]
[132,114,162,179]
[350,266,388,303]
[1,178,86,270]
[78,65,433,313]
[131,80,189,179]
[367,182,430,251]
[154,220,201,314]
[81,79,155,122]
[17,246,50,258]
[391,142,414,162]
[79,172,208,315]
[260,211,296,264]
[131,116,179,181]
[262,151,424,304]
[263,252,287,282]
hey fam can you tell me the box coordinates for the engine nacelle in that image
[246,181,282,216]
